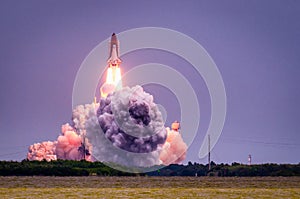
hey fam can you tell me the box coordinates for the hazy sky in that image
[0,0,299,164]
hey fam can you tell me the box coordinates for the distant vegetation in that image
[0,160,299,176]
[150,162,300,177]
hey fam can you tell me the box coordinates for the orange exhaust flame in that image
[100,64,122,98]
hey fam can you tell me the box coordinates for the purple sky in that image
[0,0,299,164]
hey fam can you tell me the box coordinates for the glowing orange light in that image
[106,64,122,89]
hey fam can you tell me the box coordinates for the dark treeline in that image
[0,160,136,176]
[0,160,299,177]
[148,162,300,177]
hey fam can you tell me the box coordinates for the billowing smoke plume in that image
[85,86,167,167]
[27,108,94,161]
[55,123,83,160]
[27,85,187,167]
[27,141,57,161]
[159,127,187,165]
[97,86,167,153]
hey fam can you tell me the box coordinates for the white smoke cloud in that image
[27,85,187,169]
[86,85,167,168]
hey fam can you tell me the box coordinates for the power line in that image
[0,151,24,158]
[0,145,28,150]
[222,137,299,148]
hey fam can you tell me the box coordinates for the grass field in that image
[0,176,299,198]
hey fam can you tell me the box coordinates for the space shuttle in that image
[100,33,123,98]
[107,33,122,66]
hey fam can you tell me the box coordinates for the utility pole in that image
[208,134,211,170]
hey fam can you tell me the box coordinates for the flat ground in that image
[0,176,299,198]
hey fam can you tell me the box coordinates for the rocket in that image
[100,33,123,98]
[106,33,122,87]
[107,33,122,66]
